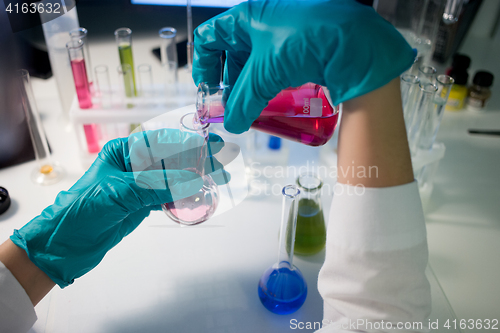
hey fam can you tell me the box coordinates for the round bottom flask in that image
[162,173,219,226]
[258,262,307,315]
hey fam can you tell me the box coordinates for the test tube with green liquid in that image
[114,28,137,97]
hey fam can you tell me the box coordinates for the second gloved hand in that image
[193,0,415,133]
[11,129,229,287]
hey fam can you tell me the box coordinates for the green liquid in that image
[294,198,326,255]
[118,43,137,97]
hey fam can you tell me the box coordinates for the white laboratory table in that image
[1,34,499,332]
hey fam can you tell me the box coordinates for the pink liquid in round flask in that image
[197,83,339,146]
[161,172,219,226]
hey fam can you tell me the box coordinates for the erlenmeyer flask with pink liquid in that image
[196,83,339,147]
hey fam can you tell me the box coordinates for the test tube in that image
[94,65,112,109]
[117,64,135,102]
[418,66,437,84]
[118,64,138,131]
[159,27,178,94]
[418,75,454,151]
[17,70,65,185]
[138,64,154,104]
[66,39,92,109]
[67,39,100,153]
[407,83,438,156]
[407,52,424,76]
[115,28,137,97]
[400,74,420,130]
[186,0,193,71]
[69,28,94,93]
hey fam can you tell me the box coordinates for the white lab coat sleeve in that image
[0,261,37,333]
[316,181,431,333]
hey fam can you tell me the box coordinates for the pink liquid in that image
[71,59,100,153]
[162,174,219,225]
[84,124,100,154]
[199,83,339,146]
[71,59,92,109]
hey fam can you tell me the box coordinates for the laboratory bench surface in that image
[1,34,500,332]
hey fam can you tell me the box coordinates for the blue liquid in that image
[258,264,307,314]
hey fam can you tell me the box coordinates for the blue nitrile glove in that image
[10,129,229,288]
[193,0,415,134]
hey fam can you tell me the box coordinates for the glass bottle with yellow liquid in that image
[294,172,326,255]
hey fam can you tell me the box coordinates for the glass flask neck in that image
[297,173,323,201]
[277,185,300,267]
[180,113,211,177]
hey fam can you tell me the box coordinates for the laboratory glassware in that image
[39,1,80,114]
[294,173,326,256]
[186,0,193,71]
[17,70,65,185]
[115,28,137,97]
[118,64,139,131]
[418,75,454,150]
[94,65,112,109]
[401,74,420,129]
[69,27,93,93]
[138,64,154,104]
[418,65,437,84]
[66,39,92,109]
[408,82,438,155]
[159,27,178,91]
[196,83,338,147]
[377,0,444,64]
[162,113,220,226]
[66,39,100,153]
[258,185,307,314]
[443,0,465,24]
[117,64,135,101]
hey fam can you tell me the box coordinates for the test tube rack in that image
[70,83,197,167]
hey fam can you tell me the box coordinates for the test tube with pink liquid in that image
[66,39,100,154]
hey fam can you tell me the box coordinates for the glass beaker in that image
[258,185,307,314]
[17,70,65,185]
[196,83,339,147]
[161,113,219,226]
[294,173,326,256]
[115,27,137,97]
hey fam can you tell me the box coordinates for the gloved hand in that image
[11,129,229,288]
[193,0,415,134]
